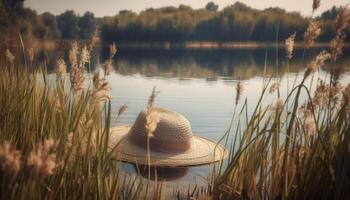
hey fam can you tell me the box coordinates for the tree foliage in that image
[0,1,349,44]
[206,2,219,12]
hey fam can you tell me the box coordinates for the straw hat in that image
[109,107,228,167]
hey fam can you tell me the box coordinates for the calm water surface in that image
[50,47,350,190]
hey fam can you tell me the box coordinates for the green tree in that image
[39,12,60,39]
[205,2,219,12]
[78,11,96,39]
[57,10,80,39]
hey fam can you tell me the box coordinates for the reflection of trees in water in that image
[115,58,217,78]
[37,46,350,80]
[111,48,350,80]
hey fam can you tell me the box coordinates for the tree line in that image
[0,0,349,45]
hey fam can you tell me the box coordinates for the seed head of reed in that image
[147,86,160,108]
[69,41,79,67]
[305,50,331,78]
[312,0,321,12]
[90,72,111,105]
[117,104,127,117]
[269,82,280,93]
[55,58,67,79]
[109,43,117,59]
[144,87,160,137]
[88,30,100,51]
[311,80,342,109]
[271,98,284,111]
[285,32,296,59]
[145,109,160,138]
[303,20,321,49]
[334,6,350,36]
[66,132,74,150]
[5,49,15,64]
[27,138,57,177]
[235,79,243,105]
[330,33,346,62]
[0,141,21,174]
[341,84,350,112]
[304,116,317,136]
[27,47,34,62]
[70,64,85,93]
[296,145,307,159]
[79,46,91,68]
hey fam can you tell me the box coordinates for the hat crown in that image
[131,107,193,142]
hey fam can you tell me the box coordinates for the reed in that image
[212,4,350,200]
[0,38,152,200]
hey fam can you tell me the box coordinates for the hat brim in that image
[109,125,228,167]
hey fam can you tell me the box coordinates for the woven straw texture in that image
[109,125,228,167]
[131,108,193,142]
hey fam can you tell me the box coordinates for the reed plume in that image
[305,50,331,77]
[0,141,21,174]
[110,43,117,58]
[334,6,350,36]
[269,82,279,94]
[117,104,127,117]
[330,34,346,62]
[145,86,160,137]
[69,41,78,67]
[304,115,316,136]
[145,111,160,138]
[285,33,296,59]
[235,78,243,105]
[330,6,349,62]
[342,84,350,112]
[27,139,57,177]
[312,0,320,12]
[69,41,85,93]
[55,58,67,79]
[5,49,15,64]
[103,43,118,75]
[303,20,321,49]
[27,47,34,62]
[147,86,160,109]
[90,72,111,106]
[88,30,100,51]
[79,46,90,69]
[272,98,284,111]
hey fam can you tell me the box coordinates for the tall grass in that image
[0,40,156,199]
[212,4,350,200]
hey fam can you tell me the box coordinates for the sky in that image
[24,0,349,17]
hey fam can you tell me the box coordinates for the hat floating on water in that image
[109,107,228,167]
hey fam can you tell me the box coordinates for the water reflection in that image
[37,46,350,81]
[109,47,350,80]
[132,165,189,181]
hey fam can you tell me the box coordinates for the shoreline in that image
[114,41,350,50]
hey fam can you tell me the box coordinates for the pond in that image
[51,46,350,192]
